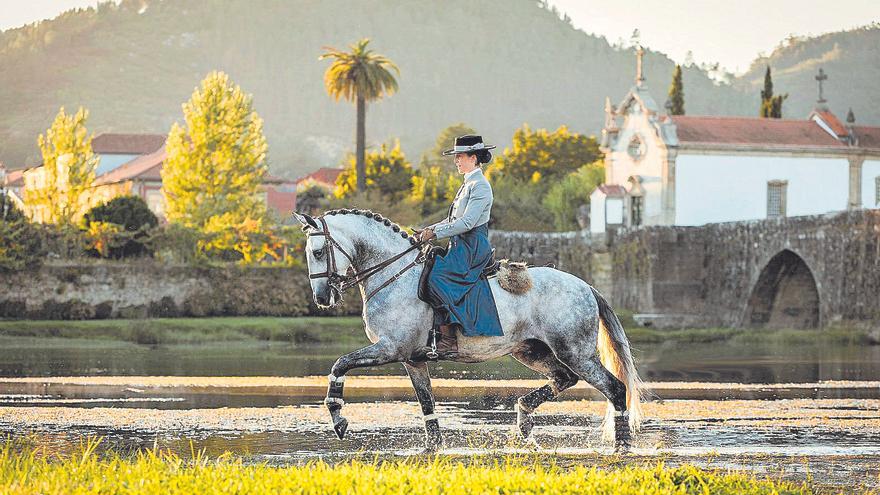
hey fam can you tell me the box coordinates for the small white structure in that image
[592,51,880,231]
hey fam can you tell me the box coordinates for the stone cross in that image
[631,29,645,86]
[815,68,828,105]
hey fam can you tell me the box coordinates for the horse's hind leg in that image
[403,361,442,451]
[555,350,629,448]
[326,342,400,440]
[512,340,579,439]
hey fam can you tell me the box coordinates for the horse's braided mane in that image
[319,208,419,246]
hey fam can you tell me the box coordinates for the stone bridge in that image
[490,209,880,329]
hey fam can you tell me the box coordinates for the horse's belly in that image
[456,334,517,362]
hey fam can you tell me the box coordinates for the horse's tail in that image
[591,286,645,440]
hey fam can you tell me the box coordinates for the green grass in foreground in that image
[0,315,873,347]
[0,441,829,495]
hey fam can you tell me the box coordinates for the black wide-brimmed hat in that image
[441,134,496,156]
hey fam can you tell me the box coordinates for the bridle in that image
[307,216,426,302]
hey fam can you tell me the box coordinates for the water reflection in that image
[0,335,878,383]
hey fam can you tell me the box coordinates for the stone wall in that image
[494,210,880,329]
[2,210,878,328]
[0,261,361,319]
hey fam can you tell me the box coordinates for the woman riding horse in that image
[417,135,504,357]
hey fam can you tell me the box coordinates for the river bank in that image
[0,316,876,346]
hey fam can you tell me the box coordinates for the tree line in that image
[2,38,794,271]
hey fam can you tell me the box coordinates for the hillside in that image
[1,1,876,179]
[735,24,880,122]
[0,0,747,177]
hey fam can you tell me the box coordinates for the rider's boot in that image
[411,324,459,362]
[434,324,458,355]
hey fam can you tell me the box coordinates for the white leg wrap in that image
[423,413,439,421]
[324,397,345,406]
[328,374,346,383]
[616,410,629,418]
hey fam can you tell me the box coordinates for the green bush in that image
[0,193,24,222]
[543,162,604,230]
[146,223,205,264]
[83,196,159,258]
[488,175,554,231]
[0,217,48,272]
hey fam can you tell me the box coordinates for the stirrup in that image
[426,329,439,360]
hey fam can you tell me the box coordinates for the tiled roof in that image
[296,167,343,186]
[95,148,166,185]
[853,126,880,151]
[91,133,166,154]
[810,110,848,137]
[95,148,292,187]
[668,115,846,149]
[5,169,24,186]
[596,184,627,196]
[264,172,292,185]
[266,186,297,214]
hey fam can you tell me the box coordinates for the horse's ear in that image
[293,211,319,230]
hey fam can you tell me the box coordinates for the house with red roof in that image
[295,167,344,192]
[0,163,26,212]
[591,52,880,232]
[18,133,296,223]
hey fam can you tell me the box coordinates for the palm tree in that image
[320,38,400,192]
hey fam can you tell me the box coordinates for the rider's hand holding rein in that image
[418,228,436,242]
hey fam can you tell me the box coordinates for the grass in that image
[0,315,874,347]
[0,439,837,495]
[0,317,366,347]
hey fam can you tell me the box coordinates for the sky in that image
[547,0,880,73]
[1,0,879,74]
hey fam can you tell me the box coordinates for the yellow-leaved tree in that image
[162,71,272,262]
[26,107,98,224]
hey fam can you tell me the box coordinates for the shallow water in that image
[4,398,879,491]
[1,336,878,383]
[2,329,878,491]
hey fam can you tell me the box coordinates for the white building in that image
[590,52,880,233]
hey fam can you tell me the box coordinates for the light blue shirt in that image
[430,167,493,239]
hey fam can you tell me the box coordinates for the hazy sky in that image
[547,0,880,73]
[2,0,879,73]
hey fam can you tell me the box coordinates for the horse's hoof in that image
[613,431,631,453]
[421,441,441,455]
[517,416,534,439]
[516,402,534,439]
[613,414,631,452]
[333,418,349,440]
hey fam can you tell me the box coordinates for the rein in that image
[308,217,426,302]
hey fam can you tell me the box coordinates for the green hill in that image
[734,24,880,122]
[0,0,875,179]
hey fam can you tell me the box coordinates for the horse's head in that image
[293,211,358,308]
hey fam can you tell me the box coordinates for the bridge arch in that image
[744,249,820,328]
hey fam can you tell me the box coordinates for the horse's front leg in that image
[326,342,401,439]
[403,361,442,451]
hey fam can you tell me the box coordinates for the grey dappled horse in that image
[293,209,644,450]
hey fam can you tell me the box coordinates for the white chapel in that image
[590,49,880,233]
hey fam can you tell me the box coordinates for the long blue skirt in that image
[427,223,504,337]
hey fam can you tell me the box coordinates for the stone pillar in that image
[589,250,614,302]
[848,155,864,209]
[661,149,677,225]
